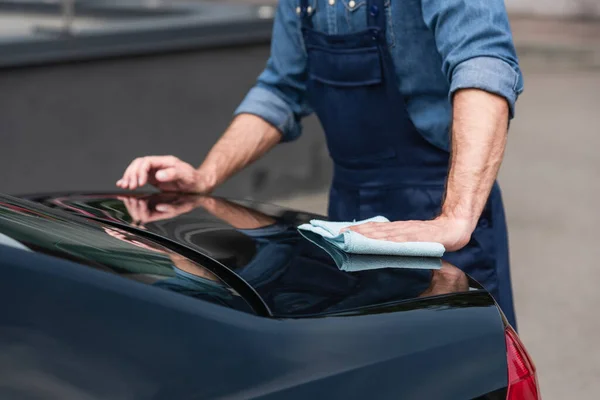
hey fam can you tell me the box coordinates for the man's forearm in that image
[441,89,509,230]
[197,114,282,191]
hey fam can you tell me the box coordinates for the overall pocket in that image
[308,46,382,87]
[306,45,397,165]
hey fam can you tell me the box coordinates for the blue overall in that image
[299,0,517,328]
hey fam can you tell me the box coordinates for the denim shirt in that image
[235,0,524,150]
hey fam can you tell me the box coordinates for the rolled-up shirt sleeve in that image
[421,0,524,118]
[234,1,313,142]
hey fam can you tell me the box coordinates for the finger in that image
[145,155,179,169]
[124,198,140,222]
[341,223,370,232]
[129,198,141,222]
[137,158,152,188]
[117,172,131,189]
[352,222,421,235]
[135,157,172,188]
[155,167,178,183]
[117,196,135,208]
[129,158,152,190]
[121,197,132,211]
[348,223,417,241]
[125,158,144,190]
[122,156,178,190]
[345,225,389,238]
[358,230,396,240]
[117,166,133,188]
[345,222,386,233]
[155,204,173,213]
[136,198,150,222]
[120,160,137,190]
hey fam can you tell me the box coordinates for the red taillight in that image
[505,326,541,400]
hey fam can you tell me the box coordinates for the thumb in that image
[155,204,173,212]
[155,167,177,182]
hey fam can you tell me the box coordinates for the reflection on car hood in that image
[21,192,480,317]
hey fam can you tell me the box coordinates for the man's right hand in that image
[116,156,210,193]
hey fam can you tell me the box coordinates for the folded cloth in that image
[299,230,441,271]
[297,216,445,257]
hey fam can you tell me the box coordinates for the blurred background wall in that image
[0,1,329,200]
[0,45,330,199]
[507,0,600,17]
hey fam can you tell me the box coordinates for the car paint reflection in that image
[36,193,475,317]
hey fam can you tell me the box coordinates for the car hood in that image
[17,192,487,318]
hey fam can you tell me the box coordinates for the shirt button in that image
[349,0,356,8]
[307,5,313,14]
[369,5,378,16]
[328,0,335,5]
[296,6,301,14]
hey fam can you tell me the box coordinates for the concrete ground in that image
[274,17,600,400]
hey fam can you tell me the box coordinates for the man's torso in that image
[302,0,451,150]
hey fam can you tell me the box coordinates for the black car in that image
[0,192,540,400]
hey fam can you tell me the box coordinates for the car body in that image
[0,192,540,399]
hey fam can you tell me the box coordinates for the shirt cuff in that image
[449,56,523,118]
[234,86,302,142]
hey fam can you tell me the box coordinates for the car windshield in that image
[0,197,254,314]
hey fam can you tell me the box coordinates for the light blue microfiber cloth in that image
[297,216,445,271]
[299,230,441,271]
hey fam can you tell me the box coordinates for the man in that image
[117,0,523,327]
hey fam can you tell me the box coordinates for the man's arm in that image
[115,114,280,193]
[347,89,508,251]
[442,89,508,230]
[195,114,283,192]
[426,0,521,223]
[347,0,521,251]
[117,0,310,192]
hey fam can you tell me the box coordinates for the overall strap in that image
[366,0,387,32]
[299,0,314,29]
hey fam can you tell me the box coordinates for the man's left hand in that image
[344,216,473,252]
